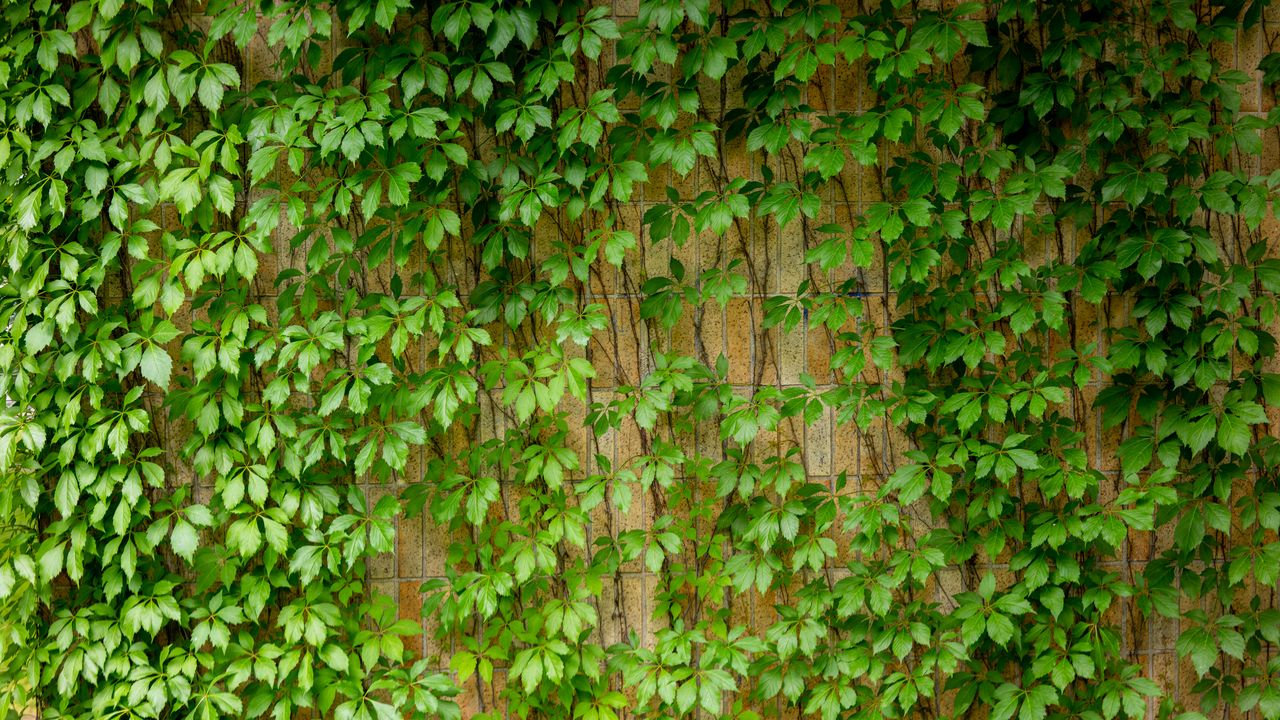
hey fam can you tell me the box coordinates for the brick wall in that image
[158,3,1280,717]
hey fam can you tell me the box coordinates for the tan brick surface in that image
[126,5,1280,719]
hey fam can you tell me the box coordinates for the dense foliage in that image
[1,0,1279,718]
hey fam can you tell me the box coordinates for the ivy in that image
[0,0,1279,719]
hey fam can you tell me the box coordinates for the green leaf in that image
[171,520,198,561]
[208,175,235,214]
[1216,413,1251,456]
[38,544,63,582]
[140,345,173,388]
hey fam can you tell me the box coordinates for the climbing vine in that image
[0,0,1278,719]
